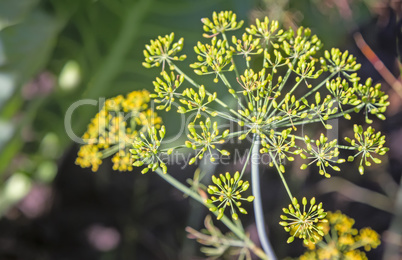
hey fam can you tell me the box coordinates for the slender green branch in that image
[222,32,240,78]
[264,58,297,117]
[276,60,296,93]
[154,168,269,259]
[219,73,245,107]
[299,72,337,101]
[266,78,302,119]
[169,62,201,88]
[206,109,239,123]
[269,151,293,201]
[336,145,358,150]
[170,63,243,119]
[101,145,121,158]
[239,142,254,180]
[278,104,364,128]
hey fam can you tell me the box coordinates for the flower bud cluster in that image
[190,37,235,80]
[201,11,244,38]
[131,126,170,174]
[151,71,184,111]
[300,134,343,178]
[345,125,388,175]
[206,171,254,220]
[280,197,327,244]
[143,33,186,70]
[185,118,230,164]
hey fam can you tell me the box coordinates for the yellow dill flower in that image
[123,89,150,112]
[316,241,339,259]
[357,228,381,251]
[105,94,124,111]
[298,211,381,260]
[280,197,327,244]
[76,90,162,172]
[338,234,356,247]
[304,240,317,250]
[112,150,133,172]
[75,145,102,172]
[136,109,162,129]
[344,250,368,260]
[299,250,317,260]
[328,211,357,235]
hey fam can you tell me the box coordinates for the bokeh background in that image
[0,0,401,259]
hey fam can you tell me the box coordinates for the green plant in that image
[77,11,389,259]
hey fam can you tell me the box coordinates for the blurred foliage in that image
[251,0,373,46]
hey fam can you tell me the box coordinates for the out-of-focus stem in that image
[251,135,277,260]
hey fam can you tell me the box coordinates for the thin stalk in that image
[336,145,357,150]
[222,32,240,78]
[266,79,302,119]
[101,145,121,158]
[239,142,254,180]
[170,62,201,88]
[278,104,364,128]
[264,58,297,117]
[219,73,247,111]
[205,109,239,123]
[298,71,337,101]
[251,135,277,260]
[269,151,293,201]
[285,133,357,152]
[154,168,269,260]
[170,63,243,119]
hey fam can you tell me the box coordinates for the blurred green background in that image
[0,0,401,259]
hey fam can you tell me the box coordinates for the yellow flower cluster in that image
[298,211,381,260]
[76,145,102,172]
[76,90,162,172]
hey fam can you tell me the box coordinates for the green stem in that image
[223,130,248,140]
[239,142,254,180]
[251,135,277,260]
[170,63,200,89]
[154,168,268,259]
[298,72,337,101]
[336,145,357,150]
[269,151,293,201]
[266,78,302,119]
[206,109,238,123]
[222,32,240,78]
[170,63,243,119]
[218,73,246,109]
[279,104,363,128]
[101,145,121,158]
[264,58,297,117]
[269,72,337,124]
